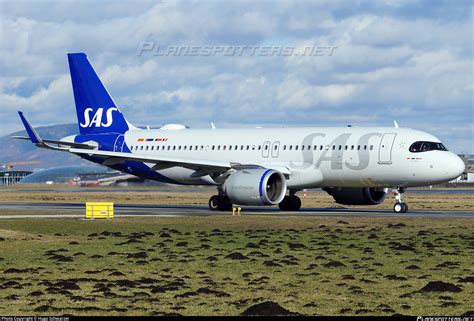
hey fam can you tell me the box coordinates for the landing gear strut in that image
[393,187,408,213]
[278,192,301,211]
[209,194,233,211]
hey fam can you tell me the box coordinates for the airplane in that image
[14,53,466,213]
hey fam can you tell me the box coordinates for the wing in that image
[16,111,291,179]
[69,147,233,171]
[14,111,96,150]
[68,148,291,179]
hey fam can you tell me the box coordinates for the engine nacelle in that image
[223,169,287,206]
[323,187,388,205]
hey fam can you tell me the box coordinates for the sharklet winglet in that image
[17,111,43,144]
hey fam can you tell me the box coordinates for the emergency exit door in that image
[378,133,396,164]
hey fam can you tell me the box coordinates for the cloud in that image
[276,77,357,109]
[0,0,472,153]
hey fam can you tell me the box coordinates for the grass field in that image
[0,216,473,316]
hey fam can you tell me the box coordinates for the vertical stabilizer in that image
[68,53,132,135]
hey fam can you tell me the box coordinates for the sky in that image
[0,0,473,154]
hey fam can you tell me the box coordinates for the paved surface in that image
[0,202,472,219]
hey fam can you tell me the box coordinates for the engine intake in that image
[323,187,388,205]
[223,169,286,206]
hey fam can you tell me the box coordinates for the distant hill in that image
[0,124,91,170]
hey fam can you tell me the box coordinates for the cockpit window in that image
[409,141,447,153]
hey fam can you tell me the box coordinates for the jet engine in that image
[323,187,388,205]
[223,169,286,206]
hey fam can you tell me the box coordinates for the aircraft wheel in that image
[279,196,301,211]
[401,202,408,213]
[393,202,408,213]
[290,195,302,211]
[209,195,232,211]
[278,196,290,211]
[209,195,220,211]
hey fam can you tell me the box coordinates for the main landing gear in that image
[209,194,233,211]
[393,187,408,213]
[278,192,301,211]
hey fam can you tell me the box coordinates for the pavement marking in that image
[0,202,472,219]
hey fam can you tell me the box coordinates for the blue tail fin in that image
[68,53,131,135]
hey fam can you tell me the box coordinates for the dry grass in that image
[0,216,472,316]
[0,185,473,211]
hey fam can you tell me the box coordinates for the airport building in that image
[19,165,112,185]
[18,165,157,186]
[0,170,32,186]
[450,154,474,186]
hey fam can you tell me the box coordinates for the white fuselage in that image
[110,126,464,189]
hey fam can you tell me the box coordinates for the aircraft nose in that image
[446,154,465,180]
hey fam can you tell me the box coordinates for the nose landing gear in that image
[393,187,408,213]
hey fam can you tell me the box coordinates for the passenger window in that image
[173,146,176,150]
[283,145,287,150]
[307,145,311,150]
[295,145,299,150]
[302,145,305,151]
[200,146,204,150]
[252,145,255,150]
[370,145,373,150]
[320,145,323,150]
[357,145,361,150]
[178,146,181,150]
[313,145,317,150]
[212,146,215,150]
[351,145,354,150]
[223,145,226,150]
[265,145,269,150]
[257,146,261,150]
[332,145,335,150]
[246,146,250,150]
[338,145,342,150]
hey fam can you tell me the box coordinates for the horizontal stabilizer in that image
[12,135,96,149]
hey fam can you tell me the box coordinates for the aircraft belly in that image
[156,167,216,185]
